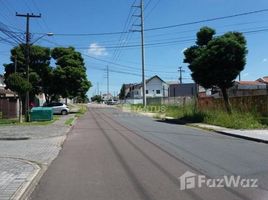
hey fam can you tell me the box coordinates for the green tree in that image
[4,45,52,101]
[51,47,91,101]
[184,27,247,113]
[5,73,32,123]
[119,84,126,100]
[91,95,102,103]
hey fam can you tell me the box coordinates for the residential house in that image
[128,75,169,99]
[210,80,268,98]
[124,83,135,98]
[102,93,113,101]
[228,81,268,97]
[0,75,19,118]
[167,82,198,97]
[256,76,268,84]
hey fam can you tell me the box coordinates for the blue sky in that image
[1,0,268,97]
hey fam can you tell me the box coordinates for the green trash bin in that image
[30,107,53,121]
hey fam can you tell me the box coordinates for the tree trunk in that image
[19,97,22,123]
[221,87,232,114]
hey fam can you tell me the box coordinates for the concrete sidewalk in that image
[0,114,76,200]
[190,123,268,143]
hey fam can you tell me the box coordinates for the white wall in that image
[146,77,168,97]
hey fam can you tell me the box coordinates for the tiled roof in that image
[237,81,265,85]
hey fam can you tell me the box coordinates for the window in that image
[146,90,148,94]
[156,90,161,94]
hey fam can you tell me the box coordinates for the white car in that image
[43,102,69,115]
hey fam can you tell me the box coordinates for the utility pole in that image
[107,65,109,97]
[132,0,146,107]
[14,55,17,73]
[97,82,99,95]
[178,66,185,84]
[16,12,41,122]
[239,73,241,81]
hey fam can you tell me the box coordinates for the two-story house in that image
[127,75,169,99]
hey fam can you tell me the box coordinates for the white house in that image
[128,75,169,99]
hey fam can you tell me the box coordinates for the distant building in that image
[167,82,197,97]
[256,76,268,84]
[127,75,169,99]
[227,81,268,97]
[209,80,268,98]
[0,74,19,118]
[0,75,5,87]
[102,93,113,101]
[124,83,135,99]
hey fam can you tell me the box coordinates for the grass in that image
[65,117,75,126]
[128,103,267,129]
[0,118,18,125]
[75,104,88,117]
[0,115,60,126]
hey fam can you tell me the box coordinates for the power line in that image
[111,0,137,63]
[145,8,268,31]
[43,26,268,50]
[145,0,161,19]
[30,0,51,31]
[30,8,268,37]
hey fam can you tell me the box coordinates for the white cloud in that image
[88,43,108,57]
[262,58,267,63]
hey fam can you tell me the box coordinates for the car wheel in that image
[61,110,68,115]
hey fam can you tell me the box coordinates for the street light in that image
[25,32,53,122]
[30,32,54,45]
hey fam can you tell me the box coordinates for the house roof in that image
[124,83,136,89]
[146,75,166,84]
[130,75,166,89]
[0,87,17,96]
[166,81,179,85]
[256,76,268,84]
[236,81,265,85]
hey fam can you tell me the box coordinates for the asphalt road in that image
[30,105,268,200]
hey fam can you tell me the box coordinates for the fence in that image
[0,98,18,119]
[122,96,194,105]
[198,95,268,115]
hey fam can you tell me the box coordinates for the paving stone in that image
[0,114,74,199]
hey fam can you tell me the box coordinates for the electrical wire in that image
[30,8,268,36]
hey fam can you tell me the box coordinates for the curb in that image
[6,159,41,200]
[16,165,48,200]
[213,130,268,144]
[12,116,77,200]
[188,124,268,144]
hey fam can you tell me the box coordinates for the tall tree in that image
[119,84,126,100]
[5,73,32,123]
[4,45,52,99]
[184,27,247,113]
[51,47,91,100]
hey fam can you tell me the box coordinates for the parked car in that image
[43,102,69,115]
[106,99,118,105]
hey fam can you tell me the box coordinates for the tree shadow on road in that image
[154,118,187,125]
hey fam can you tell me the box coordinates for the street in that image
[30,105,268,200]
